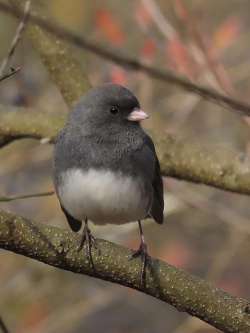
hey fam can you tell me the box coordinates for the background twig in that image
[0,66,20,83]
[0,317,9,333]
[0,2,250,115]
[0,191,54,202]
[0,0,30,77]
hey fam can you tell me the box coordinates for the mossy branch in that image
[0,209,250,333]
[1,106,250,196]
[0,105,65,143]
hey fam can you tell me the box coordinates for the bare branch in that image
[0,0,30,78]
[0,191,54,202]
[0,66,20,83]
[0,2,250,116]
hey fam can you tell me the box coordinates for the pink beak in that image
[127,108,149,122]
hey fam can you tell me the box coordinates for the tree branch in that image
[1,106,250,196]
[1,2,250,116]
[0,209,250,333]
[0,191,54,202]
[0,105,65,143]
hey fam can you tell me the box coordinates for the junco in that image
[53,84,164,284]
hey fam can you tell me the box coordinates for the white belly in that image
[58,168,150,224]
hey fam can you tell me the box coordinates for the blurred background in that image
[1,0,250,332]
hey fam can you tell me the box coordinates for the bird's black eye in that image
[110,106,119,114]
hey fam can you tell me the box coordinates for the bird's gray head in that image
[68,84,148,133]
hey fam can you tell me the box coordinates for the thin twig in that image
[0,0,30,78]
[0,0,30,83]
[141,0,176,39]
[140,0,202,126]
[0,317,9,333]
[0,191,54,202]
[0,66,20,83]
[1,3,250,116]
[174,0,235,94]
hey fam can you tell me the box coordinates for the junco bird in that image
[53,84,164,284]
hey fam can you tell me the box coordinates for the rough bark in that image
[0,210,250,333]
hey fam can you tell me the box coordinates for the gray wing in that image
[150,154,164,224]
[146,136,164,224]
[53,129,83,232]
[136,134,164,224]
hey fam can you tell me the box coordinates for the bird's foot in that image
[78,223,99,268]
[129,241,149,288]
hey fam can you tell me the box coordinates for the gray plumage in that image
[53,84,164,231]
